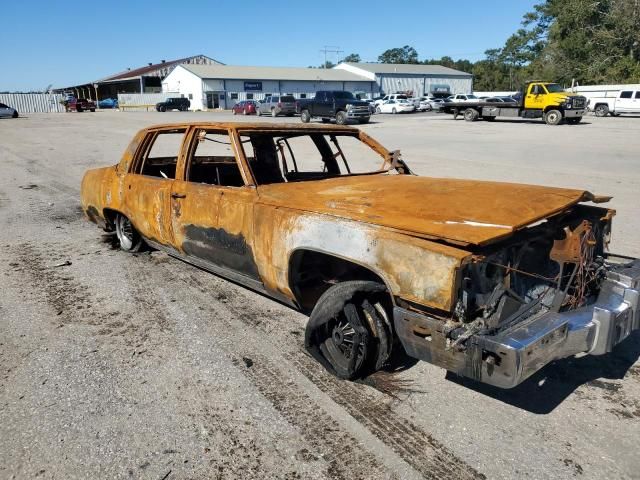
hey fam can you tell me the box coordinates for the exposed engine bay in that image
[448,204,615,346]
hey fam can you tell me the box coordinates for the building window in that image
[300,93,307,99]
[188,93,193,100]
[246,93,254,100]
[231,93,238,100]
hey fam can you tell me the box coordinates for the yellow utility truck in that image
[444,81,587,125]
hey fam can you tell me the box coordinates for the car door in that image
[170,127,261,281]
[526,84,547,110]
[633,91,640,112]
[123,128,186,246]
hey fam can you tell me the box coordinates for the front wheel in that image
[544,109,562,125]
[305,281,392,380]
[375,106,381,114]
[335,111,347,125]
[159,106,166,112]
[115,214,144,252]
[300,109,311,123]
[256,109,261,116]
[12,110,18,118]
[391,108,397,114]
[594,104,609,117]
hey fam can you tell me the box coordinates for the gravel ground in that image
[1,110,639,480]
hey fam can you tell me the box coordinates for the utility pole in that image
[319,46,343,68]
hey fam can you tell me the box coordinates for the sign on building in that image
[244,81,262,91]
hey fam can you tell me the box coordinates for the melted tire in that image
[305,281,392,380]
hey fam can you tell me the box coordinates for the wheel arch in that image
[287,247,396,314]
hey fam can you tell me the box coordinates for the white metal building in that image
[162,64,377,110]
[334,62,473,97]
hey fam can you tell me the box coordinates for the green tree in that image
[378,46,419,64]
[341,53,361,63]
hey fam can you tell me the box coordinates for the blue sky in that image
[1,0,539,91]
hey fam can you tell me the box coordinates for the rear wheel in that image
[271,108,277,117]
[464,108,479,121]
[335,111,347,125]
[159,106,166,112]
[300,109,311,123]
[375,106,381,114]
[12,110,18,118]
[594,104,609,117]
[391,108,397,114]
[544,109,562,125]
[115,214,144,252]
[305,281,392,380]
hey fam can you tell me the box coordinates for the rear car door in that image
[615,91,634,112]
[170,127,261,281]
[123,128,187,246]
[632,91,640,112]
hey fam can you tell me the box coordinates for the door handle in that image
[171,192,187,199]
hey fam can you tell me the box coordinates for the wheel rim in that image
[117,216,134,250]
[392,108,396,114]
[595,106,606,116]
[323,310,366,372]
[376,106,381,113]
[547,112,559,123]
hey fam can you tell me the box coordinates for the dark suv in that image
[155,97,190,112]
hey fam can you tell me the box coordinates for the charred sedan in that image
[81,122,639,388]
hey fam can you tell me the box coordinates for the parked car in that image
[591,89,640,117]
[155,97,190,112]
[232,100,258,115]
[498,96,517,103]
[98,98,118,109]
[417,97,437,111]
[376,99,415,114]
[257,95,296,117]
[67,98,96,112]
[80,122,639,388]
[297,91,370,124]
[0,102,18,118]
[374,94,408,107]
[447,94,480,103]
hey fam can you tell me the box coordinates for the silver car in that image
[0,102,18,118]
[256,95,297,117]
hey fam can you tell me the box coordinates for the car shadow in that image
[444,331,640,414]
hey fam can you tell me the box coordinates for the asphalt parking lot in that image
[1,110,639,480]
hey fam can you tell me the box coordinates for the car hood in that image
[257,175,603,246]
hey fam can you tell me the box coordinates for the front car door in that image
[525,84,547,110]
[123,127,187,246]
[170,127,262,282]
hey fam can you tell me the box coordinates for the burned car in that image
[81,122,640,388]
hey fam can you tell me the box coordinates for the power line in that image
[319,46,343,67]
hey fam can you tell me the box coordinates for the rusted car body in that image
[81,122,640,388]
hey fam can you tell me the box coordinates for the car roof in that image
[142,122,361,133]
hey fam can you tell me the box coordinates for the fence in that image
[117,92,180,110]
[0,93,66,113]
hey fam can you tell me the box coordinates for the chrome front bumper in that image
[394,258,640,388]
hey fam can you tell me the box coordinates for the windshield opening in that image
[332,91,356,100]
[545,83,564,93]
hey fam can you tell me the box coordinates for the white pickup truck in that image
[590,89,640,117]
[447,93,480,103]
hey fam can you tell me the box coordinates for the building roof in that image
[337,62,472,77]
[97,55,224,82]
[179,64,371,82]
